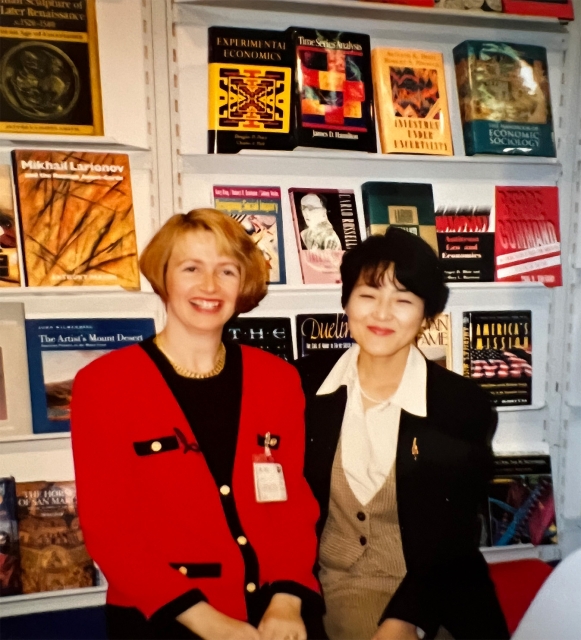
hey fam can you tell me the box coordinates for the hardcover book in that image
[463,310,532,406]
[495,186,561,287]
[435,206,495,282]
[502,0,573,20]
[16,481,96,594]
[224,317,293,362]
[296,313,353,358]
[0,165,22,287]
[213,185,286,284]
[290,28,376,152]
[488,455,557,546]
[12,150,140,289]
[25,318,155,434]
[371,48,453,156]
[361,181,437,254]
[208,27,294,154]
[0,477,22,597]
[0,303,33,438]
[0,0,103,136]
[453,41,555,157]
[417,313,452,369]
[288,188,362,284]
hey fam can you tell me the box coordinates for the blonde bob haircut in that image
[140,208,268,315]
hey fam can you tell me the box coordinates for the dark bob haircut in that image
[340,226,449,321]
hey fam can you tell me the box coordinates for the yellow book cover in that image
[372,48,453,156]
[417,313,452,370]
[0,164,22,286]
[0,0,103,136]
[13,150,139,289]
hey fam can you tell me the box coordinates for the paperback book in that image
[208,27,294,153]
[223,317,293,362]
[296,313,353,358]
[12,150,140,290]
[213,185,286,284]
[290,28,376,152]
[495,186,561,287]
[0,165,21,287]
[26,318,155,434]
[289,188,361,284]
[361,181,437,254]
[0,0,103,136]
[502,0,574,20]
[371,48,453,155]
[417,313,452,369]
[453,40,555,156]
[0,303,33,438]
[463,310,532,406]
[16,481,96,594]
[0,477,21,597]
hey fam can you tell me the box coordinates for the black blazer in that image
[296,352,510,640]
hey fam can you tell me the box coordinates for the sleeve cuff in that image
[149,588,207,626]
[270,580,325,616]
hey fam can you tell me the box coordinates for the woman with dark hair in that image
[297,227,509,640]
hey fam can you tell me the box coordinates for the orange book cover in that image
[12,150,140,289]
[372,48,453,156]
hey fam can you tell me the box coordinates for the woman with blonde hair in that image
[72,209,323,640]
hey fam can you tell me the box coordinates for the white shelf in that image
[267,282,548,293]
[0,135,149,151]
[0,288,157,297]
[0,586,106,619]
[177,0,568,31]
[482,544,561,564]
[497,403,547,413]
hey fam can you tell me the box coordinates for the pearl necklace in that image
[153,336,226,379]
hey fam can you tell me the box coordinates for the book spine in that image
[462,314,471,379]
[371,50,390,155]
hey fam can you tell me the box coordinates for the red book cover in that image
[495,186,562,287]
[502,0,573,21]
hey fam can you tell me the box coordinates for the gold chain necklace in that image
[153,336,226,379]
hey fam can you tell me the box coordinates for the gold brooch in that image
[412,437,419,461]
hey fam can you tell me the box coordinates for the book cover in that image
[0,302,33,438]
[12,150,140,289]
[435,206,495,282]
[463,310,532,406]
[0,477,22,597]
[296,313,353,358]
[289,188,361,284]
[371,48,453,156]
[495,186,561,287]
[0,165,22,287]
[213,185,286,284]
[208,27,294,154]
[488,455,557,546]
[25,318,155,434]
[453,41,555,157]
[291,28,376,152]
[0,0,103,136]
[361,181,437,253]
[224,317,293,362]
[16,481,96,594]
[502,0,573,20]
[417,313,452,369]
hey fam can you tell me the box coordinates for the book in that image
[502,0,573,20]
[288,188,361,284]
[495,186,561,287]
[16,481,96,594]
[0,303,33,438]
[435,206,495,282]
[223,317,293,362]
[12,150,140,289]
[25,318,155,434]
[0,477,22,597]
[290,28,376,152]
[213,186,286,284]
[0,165,22,287]
[462,310,532,406]
[371,48,453,156]
[296,313,353,358]
[0,0,103,136]
[207,27,294,154]
[417,313,452,369]
[488,455,557,547]
[361,181,437,254]
[453,41,555,157]
[436,0,502,10]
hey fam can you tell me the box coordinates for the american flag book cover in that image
[462,310,532,406]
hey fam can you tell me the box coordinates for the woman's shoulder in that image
[293,351,345,397]
[239,344,300,381]
[75,343,149,384]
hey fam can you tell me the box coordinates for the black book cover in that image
[290,28,376,152]
[208,27,294,153]
[463,310,532,406]
[223,317,293,362]
[296,313,353,358]
[0,477,22,597]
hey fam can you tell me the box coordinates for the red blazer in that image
[71,344,320,621]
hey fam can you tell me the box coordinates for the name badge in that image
[253,462,288,503]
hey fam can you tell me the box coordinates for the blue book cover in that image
[25,318,155,434]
